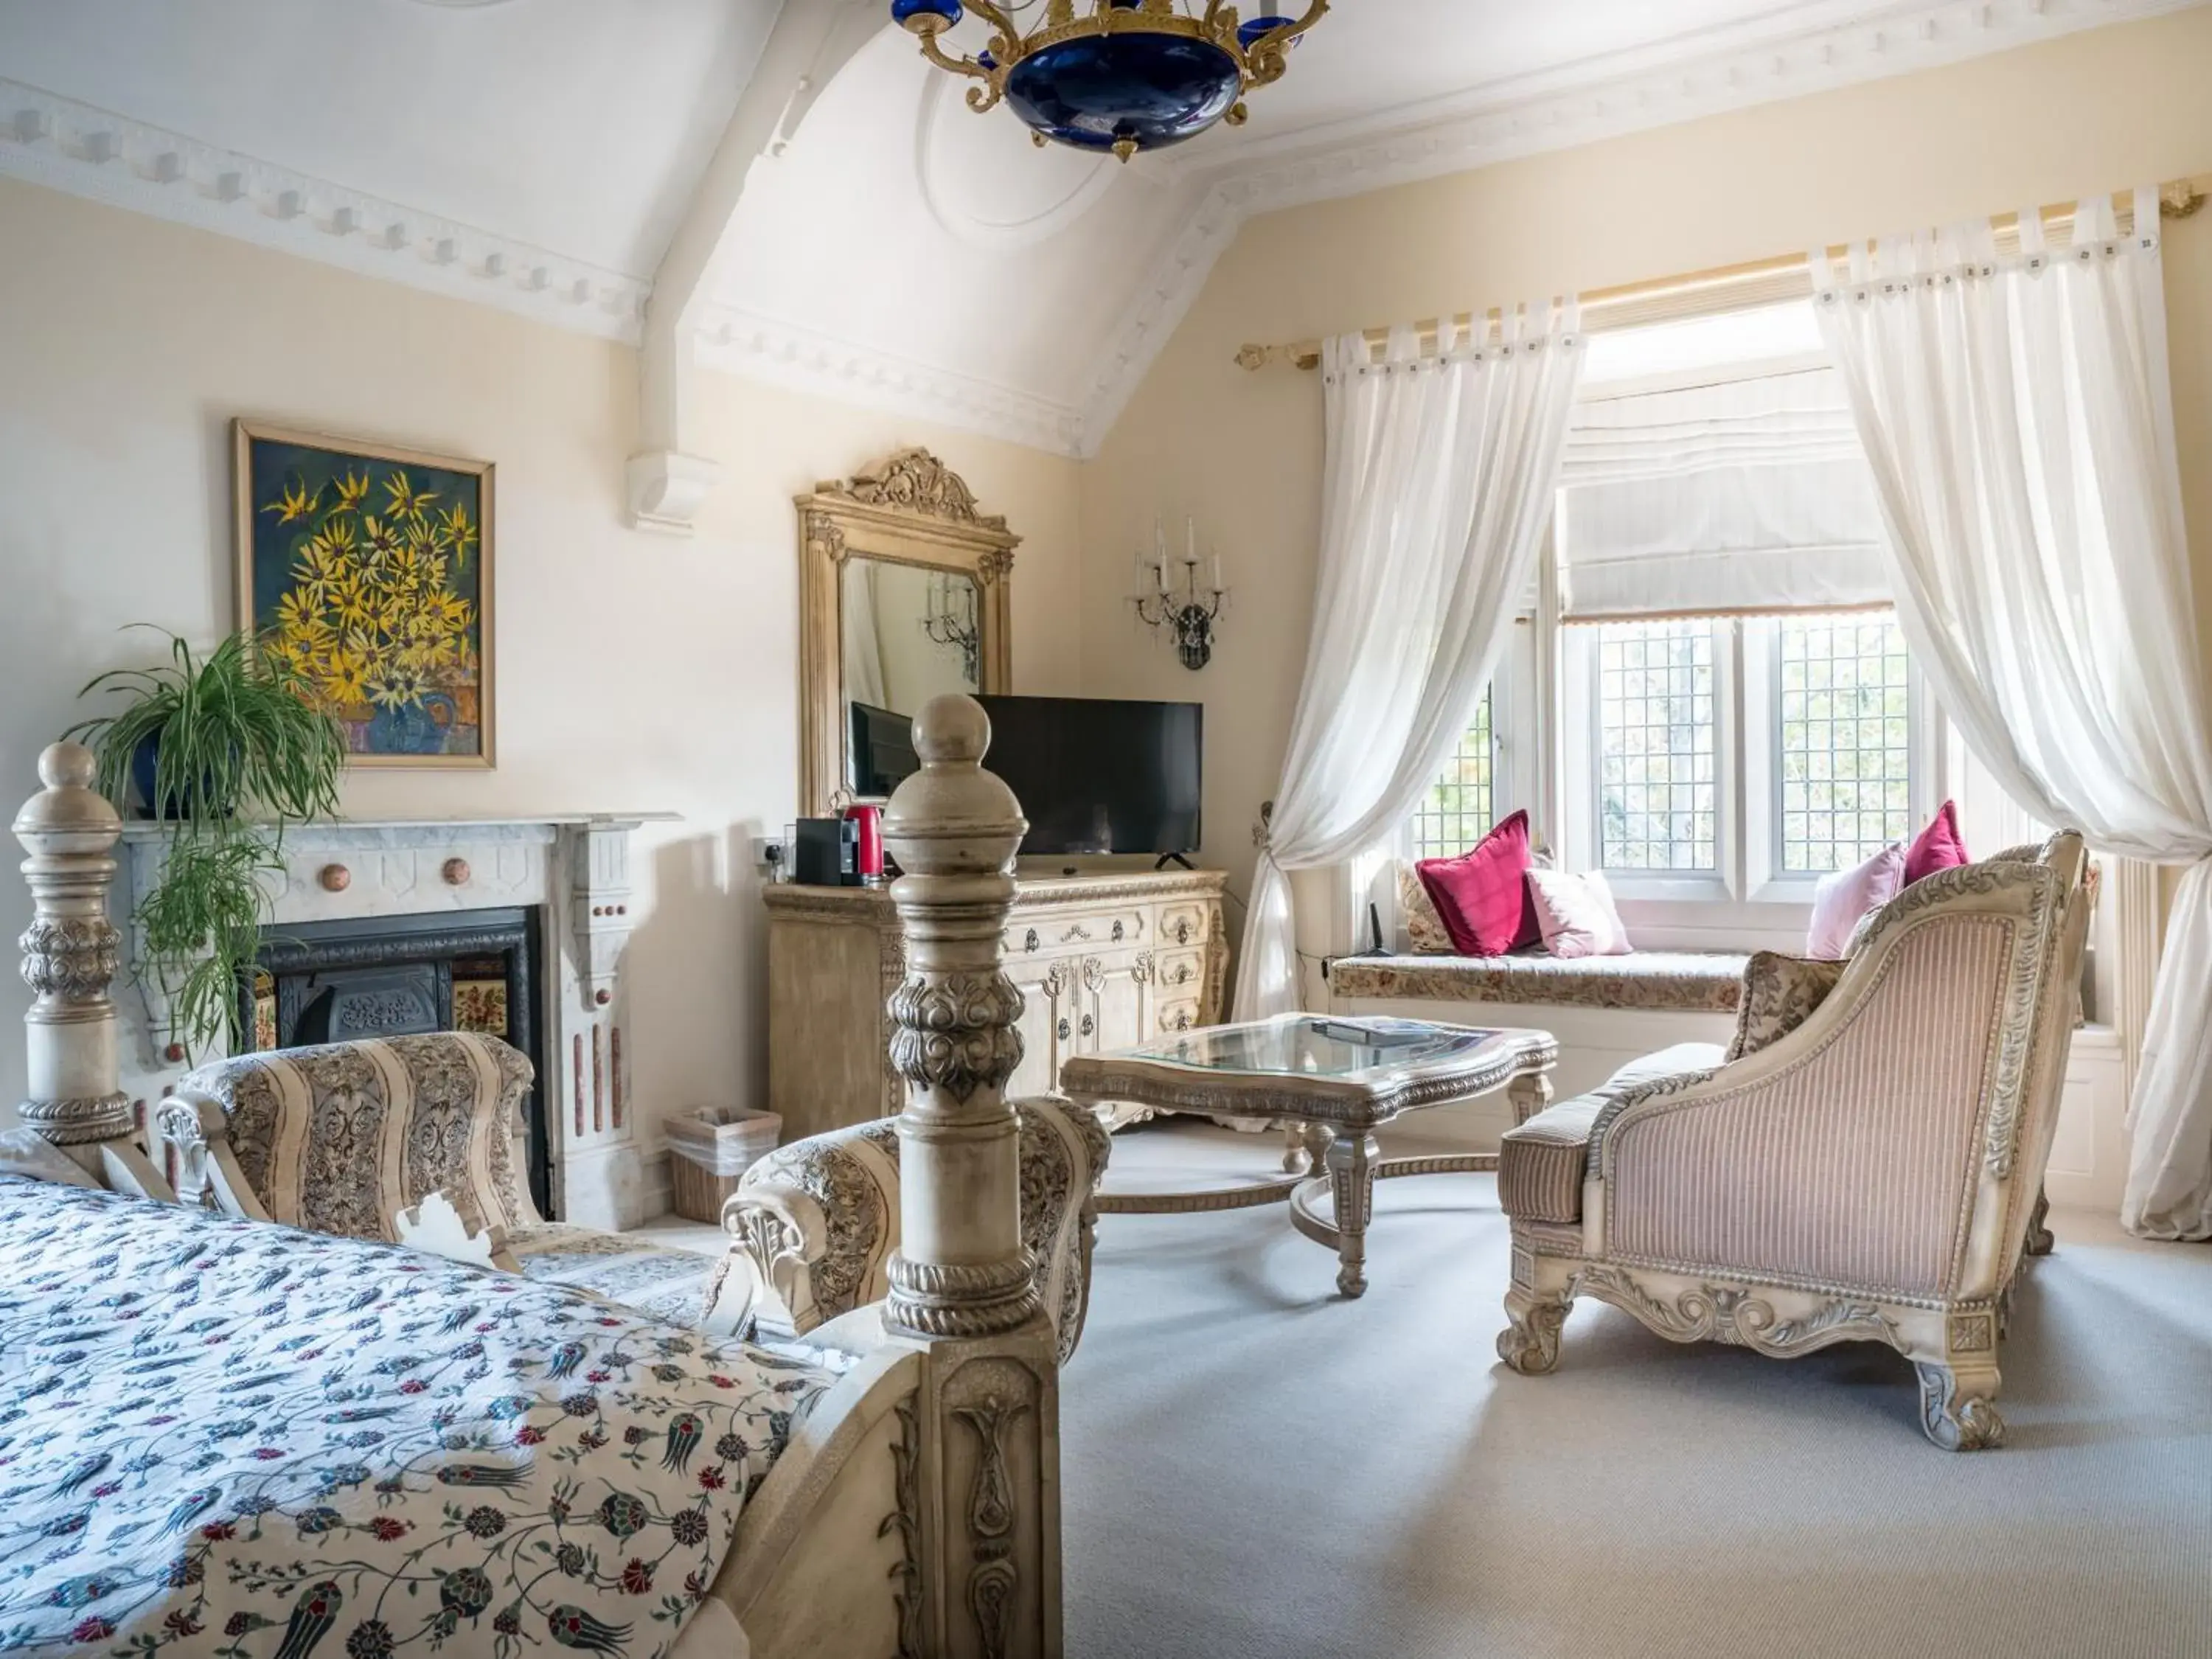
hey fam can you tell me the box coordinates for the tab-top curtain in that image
[1813,188,2212,1238]
[1234,307,1584,1020]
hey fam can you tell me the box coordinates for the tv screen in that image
[849,701,919,799]
[975,696,1201,857]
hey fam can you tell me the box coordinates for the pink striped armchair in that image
[1495,833,2092,1450]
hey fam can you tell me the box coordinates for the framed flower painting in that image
[234,420,495,767]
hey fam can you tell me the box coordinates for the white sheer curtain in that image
[1812,188,2212,1239]
[1234,307,1584,1020]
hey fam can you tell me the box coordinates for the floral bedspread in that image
[0,1179,835,1656]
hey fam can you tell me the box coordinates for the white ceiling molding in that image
[1073,0,2208,453]
[915,74,1121,253]
[0,77,648,341]
[695,302,1088,459]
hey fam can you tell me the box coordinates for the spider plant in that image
[65,627,347,1057]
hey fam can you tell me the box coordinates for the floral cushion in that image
[0,1178,833,1655]
[1725,951,1850,1062]
[1396,863,1456,954]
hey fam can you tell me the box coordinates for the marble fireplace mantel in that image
[116,813,676,1230]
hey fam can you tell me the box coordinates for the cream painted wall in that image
[0,176,1083,1145]
[1079,6,2212,991]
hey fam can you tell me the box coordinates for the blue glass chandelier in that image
[892,0,1329,163]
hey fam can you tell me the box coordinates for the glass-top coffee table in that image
[1057,1014,1557,1298]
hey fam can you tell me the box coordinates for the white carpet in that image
[1062,1121,2212,1659]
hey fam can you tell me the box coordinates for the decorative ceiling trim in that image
[693,301,1087,459]
[914,73,1121,253]
[0,78,649,344]
[1074,0,2208,451]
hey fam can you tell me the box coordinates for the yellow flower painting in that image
[235,422,494,766]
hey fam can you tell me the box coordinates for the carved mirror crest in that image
[798,449,1018,815]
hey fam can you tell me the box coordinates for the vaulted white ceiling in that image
[1,0,2197,456]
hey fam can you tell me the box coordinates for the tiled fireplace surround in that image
[117,816,665,1230]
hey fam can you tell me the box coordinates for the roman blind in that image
[1556,365,1891,619]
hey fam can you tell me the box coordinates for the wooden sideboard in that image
[765,868,1229,1142]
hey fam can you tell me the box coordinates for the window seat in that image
[1328,950,1747,1015]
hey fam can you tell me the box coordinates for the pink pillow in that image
[1526,867,1632,959]
[1806,841,1905,959]
[1903,800,1969,886]
[1416,811,1541,956]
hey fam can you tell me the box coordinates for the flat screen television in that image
[849,700,920,799]
[975,695,1202,857]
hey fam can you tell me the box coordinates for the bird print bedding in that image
[0,1178,834,1655]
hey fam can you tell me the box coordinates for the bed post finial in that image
[880,692,1039,1339]
[877,694,1064,1659]
[13,745,169,1196]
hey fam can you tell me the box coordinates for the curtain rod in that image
[1234,177,2208,373]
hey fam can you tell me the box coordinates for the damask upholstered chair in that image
[721,1096,1111,1364]
[158,1032,743,1327]
[159,1031,1113,1360]
[1493,834,2093,1450]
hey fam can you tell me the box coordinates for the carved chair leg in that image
[1914,1360,2005,1451]
[2024,1186,2056,1256]
[1506,1067,1554,1127]
[1497,1285,1571,1375]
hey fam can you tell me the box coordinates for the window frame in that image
[1561,616,1739,905]
[1742,613,1940,904]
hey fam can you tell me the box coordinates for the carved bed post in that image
[13,742,173,1197]
[880,694,1061,1659]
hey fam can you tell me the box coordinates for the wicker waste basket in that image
[665,1106,782,1225]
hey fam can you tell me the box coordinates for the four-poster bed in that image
[4,700,1066,1659]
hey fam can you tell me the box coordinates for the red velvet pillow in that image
[1903,800,1969,886]
[1416,810,1542,956]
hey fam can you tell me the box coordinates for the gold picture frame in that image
[234,419,495,769]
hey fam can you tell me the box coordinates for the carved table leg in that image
[1497,1285,1571,1374]
[1506,1066,1554,1127]
[2024,1186,2056,1256]
[1914,1360,2006,1452]
[1325,1130,1378,1298]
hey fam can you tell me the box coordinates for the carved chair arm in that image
[719,1184,839,1341]
[153,1089,274,1223]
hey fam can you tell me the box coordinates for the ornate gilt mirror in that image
[798,448,1018,814]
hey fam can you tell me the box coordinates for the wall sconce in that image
[920,569,981,684]
[1132,517,1228,671]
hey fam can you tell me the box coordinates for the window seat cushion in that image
[1329,950,1747,1014]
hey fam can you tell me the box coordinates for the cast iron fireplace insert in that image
[240,908,552,1217]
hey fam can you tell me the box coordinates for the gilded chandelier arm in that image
[1242,0,1329,86]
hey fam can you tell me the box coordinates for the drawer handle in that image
[1173,964,1193,984]
[1172,920,1191,944]
[1024,929,1040,953]
[1165,1009,1192,1032]
[1080,1014,1094,1037]
[1057,1018,1071,1042]
[1111,919,1125,942]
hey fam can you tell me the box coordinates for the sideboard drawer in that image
[1155,998,1200,1035]
[1153,948,1206,993]
[1157,904,1209,948]
[1007,908,1144,957]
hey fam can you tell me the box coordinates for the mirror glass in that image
[844,557,981,794]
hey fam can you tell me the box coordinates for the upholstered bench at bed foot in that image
[509,1223,752,1329]
[1498,1043,1726,1225]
